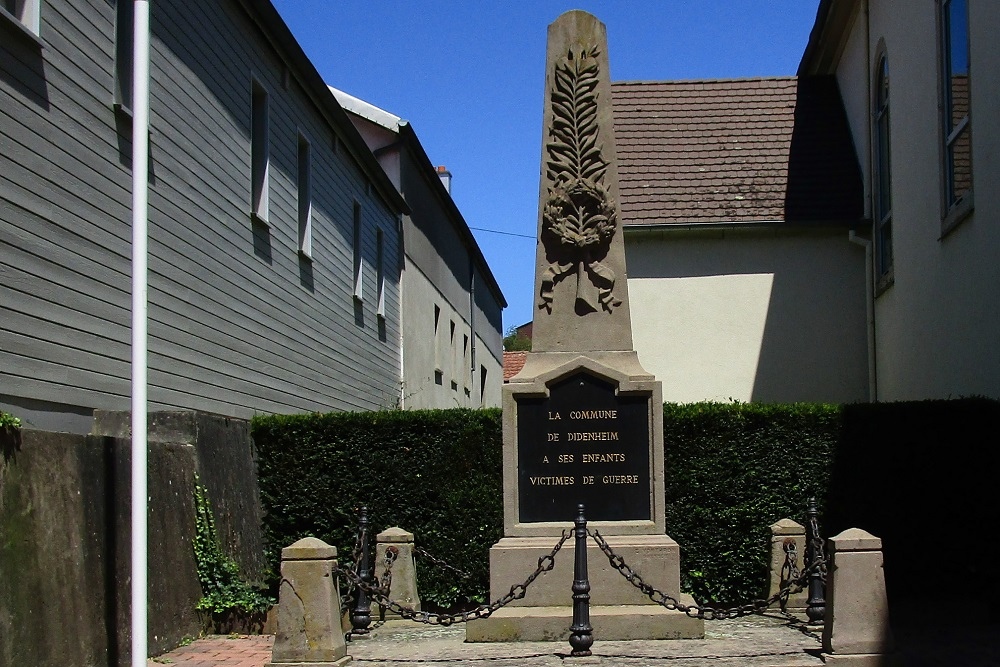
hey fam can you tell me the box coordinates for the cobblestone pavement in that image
[150,614,825,667]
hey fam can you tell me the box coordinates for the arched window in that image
[941,0,972,225]
[873,53,892,283]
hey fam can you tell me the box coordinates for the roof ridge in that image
[613,75,798,86]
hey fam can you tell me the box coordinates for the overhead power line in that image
[469,226,535,239]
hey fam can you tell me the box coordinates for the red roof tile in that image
[503,351,528,382]
[611,76,863,225]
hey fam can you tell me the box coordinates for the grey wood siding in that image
[1,0,403,426]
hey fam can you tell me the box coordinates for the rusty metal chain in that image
[337,530,571,626]
[413,545,474,581]
[375,545,398,597]
[589,530,825,621]
[779,538,799,613]
[809,514,828,581]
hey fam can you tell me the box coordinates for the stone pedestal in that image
[267,537,351,667]
[769,518,808,611]
[375,527,420,616]
[468,534,701,641]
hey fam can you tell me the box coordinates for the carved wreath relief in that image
[539,45,621,315]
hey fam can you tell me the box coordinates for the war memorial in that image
[260,13,896,664]
[465,9,703,643]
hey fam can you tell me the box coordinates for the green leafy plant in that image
[0,410,23,456]
[502,326,532,351]
[0,411,21,430]
[192,477,273,617]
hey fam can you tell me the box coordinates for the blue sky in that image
[270,1,822,331]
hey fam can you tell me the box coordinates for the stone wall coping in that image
[282,537,337,561]
[828,527,882,552]
[377,526,414,543]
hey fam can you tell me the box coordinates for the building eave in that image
[623,218,870,233]
[238,0,410,216]
[798,0,862,76]
[396,122,508,309]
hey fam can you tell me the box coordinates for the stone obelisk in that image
[466,10,703,642]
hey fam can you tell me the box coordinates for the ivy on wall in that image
[192,477,273,618]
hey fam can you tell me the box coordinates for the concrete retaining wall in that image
[0,411,264,666]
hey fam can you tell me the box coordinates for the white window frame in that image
[375,227,385,318]
[297,131,312,258]
[940,0,973,231]
[250,79,270,225]
[873,50,893,289]
[352,201,363,301]
[1,0,41,37]
[433,305,443,384]
[114,0,133,112]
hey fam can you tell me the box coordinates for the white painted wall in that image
[833,0,1000,400]
[402,262,502,408]
[627,227,869,404]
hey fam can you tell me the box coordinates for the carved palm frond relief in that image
[539,45,621,315]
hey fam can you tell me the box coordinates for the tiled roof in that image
[503,351,528,382]
[611,76,863,225]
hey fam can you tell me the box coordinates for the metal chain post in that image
[805,497,826,625]
[568,504,594,657]
[350,505,373,635]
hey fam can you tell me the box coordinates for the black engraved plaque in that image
[517,372,651,523]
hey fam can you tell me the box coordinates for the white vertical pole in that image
[131,2,151,666]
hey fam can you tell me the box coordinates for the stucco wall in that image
[626,227,868,404]
[835,1,1000,400]
[401,261,502,408]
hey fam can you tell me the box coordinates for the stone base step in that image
[464,600,705,642]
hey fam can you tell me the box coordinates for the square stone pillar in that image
[822,528,897,666]
[267,537,351,667]
[769,518,808,611]
[375,527,420,615]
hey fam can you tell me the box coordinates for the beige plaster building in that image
[331,88,506,409]
[614,77,870,404]
[615,0,999,403]
[799,0,1000,401]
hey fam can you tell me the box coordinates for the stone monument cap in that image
[281,536,337,561]
[377,526,414,543]
[828,527,882,552]
[770,518,805,534]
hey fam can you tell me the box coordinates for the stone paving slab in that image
[353,616,822,666]
[150,614,824,667]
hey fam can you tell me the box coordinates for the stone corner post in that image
[822,528,899,667]
[267,537,351,667]
[375,526,420,615]
[769,518,808,611]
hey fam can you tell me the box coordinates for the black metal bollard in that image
[350,505,373,635]
[568,503,594,657]
[805,497,826,625]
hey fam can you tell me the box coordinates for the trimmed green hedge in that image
[253,398,1000,609]
[253,409,503,607]
[663,402,839,604]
